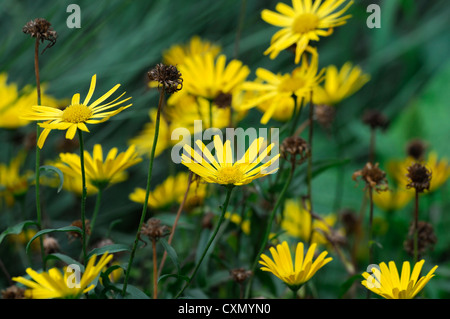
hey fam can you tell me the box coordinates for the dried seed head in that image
[230,268,253,284]
[352,162,388,192]
[1,286,25,299]
[314,104,336,129]
[140,218,170,241]
[213,91,232,109]
[406,139,428,161]
[148,63,183,94]
[22,18,57,52]
[67,219,91,241]
[280,136,310,165]
[406,163,432,193]
[362,109,389,131]
[43,236,60,254]
[404,221,437,257]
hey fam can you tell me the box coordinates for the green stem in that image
[289,94,302,136]
[175,185,235,299]
[122,87,165,297]
[245,161,295,299]
[86,188,103,246]
[307,91,314,245]
[34,38,46,271]
[78,129,87,265]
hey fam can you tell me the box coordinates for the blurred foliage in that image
[1,0,450,299]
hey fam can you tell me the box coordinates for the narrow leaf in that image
[159,238,180,274]
[40,165,64,193]
[26,226,82,254]
[0,220,38,246]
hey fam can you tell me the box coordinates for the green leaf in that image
[158,273,190,284]
[26,226,82,254]
[45,253,84,272]
[0,220,38,246]
[159,238,180,274]
[86,244,130,259]
[40,165,64,193]
[116,284,150,299]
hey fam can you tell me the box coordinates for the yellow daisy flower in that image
[55,144,142,191]
[181,135,279,186]
[129,171,207,210]
[259,241,332,289]
[281,199,337,245]
[361,260,438,299]
[178,51,250,101]
[0,73,64,129]
[162,35,221,66]
[0,152,33,207]
[262,0,354,63]
[13,253,113,299]
[372,187,415,212]
[20,74,132,149]
[239,53,324,124]
[313,62,370,106]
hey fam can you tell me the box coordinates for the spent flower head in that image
[22,18,57,52]
[148,63,183,94]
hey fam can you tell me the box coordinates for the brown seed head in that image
[314,104,336,129]
[230,268,253,284]
[148,63,183,94]
[43,236,60,254]
[22,18,57,52]
[406,139,428,161]
[362,109,389,131]
[1,286,25,299]
[280,136,310,165]
[404,221,437,257]
[352,162,388,192]
[68,219,91,241]
[140,218,170,241]
[406,163,432,193]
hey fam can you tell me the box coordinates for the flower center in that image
[292,13,320,34]
[279,76,305,93]
[216,166,245,185]
[62,104,93,123]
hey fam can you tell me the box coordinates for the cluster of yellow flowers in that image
[1,0,447,300]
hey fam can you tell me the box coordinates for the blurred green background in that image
[1,0,449,298]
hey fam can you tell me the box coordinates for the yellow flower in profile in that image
[129,171,207,210]
[128,109,174,158]
[0,152,33,207]
[181,135,279,186]
[361,260,438,299]
[13,253,113,299]
[259,241,332,290]
[20,74,132,148]
[372,187,415,212]
[388,151,450,193]
[262,0,354,63]
[239,53,324,124]
[162,36,221,66]
[281,199,337,245]
[55,144,142,191]
[313,62,370,106]
[178,51,250,101]
[0,73,64,129]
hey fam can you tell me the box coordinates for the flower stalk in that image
[77,129,88,264]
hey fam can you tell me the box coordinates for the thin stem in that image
[369,127,376,163]
[245,161,295,299]
[307,91,314,245]
[78,129,87,265]
[289,94,302,136]
[152,238,158,299]
[368,187,374,265]
[158,171,193,276]
[414,190,419,263]
[122,87,165,297]
[175,185,235,299]
[34,38,46,271]
[86,188,103,246]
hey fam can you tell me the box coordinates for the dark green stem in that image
[307,91,314,245]
[86,187,103,246]
[77,129,87,265]
[34,38,46,270]
[245,161,295,299]
[175,185,235,299]
[122,87,165,297]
